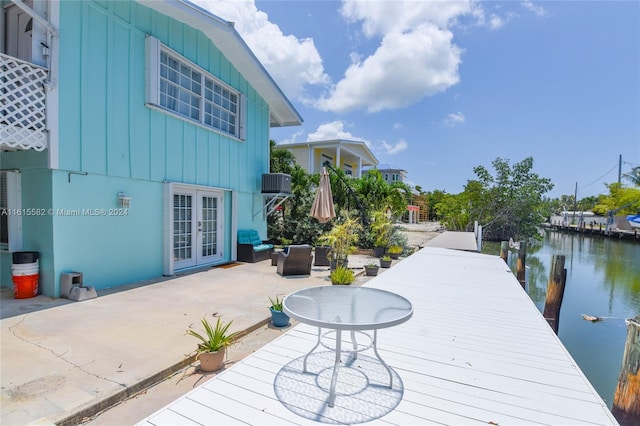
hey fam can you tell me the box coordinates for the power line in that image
[578,163,619,191]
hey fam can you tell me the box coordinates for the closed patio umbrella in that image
[310,167,336,223]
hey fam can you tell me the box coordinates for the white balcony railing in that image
[0,53,48,151]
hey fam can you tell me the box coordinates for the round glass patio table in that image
[283,285,413,407]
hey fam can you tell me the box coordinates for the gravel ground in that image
[399,221,444,249]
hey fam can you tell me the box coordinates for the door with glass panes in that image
[173,189,222,270]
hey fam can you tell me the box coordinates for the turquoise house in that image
[0,0,302,296]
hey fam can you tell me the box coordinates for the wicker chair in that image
[276,245,313,276]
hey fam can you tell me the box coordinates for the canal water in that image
[483,230,640,409]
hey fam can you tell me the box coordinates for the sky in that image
[194,0,640,199]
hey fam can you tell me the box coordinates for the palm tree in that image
[623,166,640,187]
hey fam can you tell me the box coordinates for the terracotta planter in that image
[270,308,290,327]
[198,348,226,372]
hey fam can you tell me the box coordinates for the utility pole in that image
[619,154,622,184]
[573,182,578,224]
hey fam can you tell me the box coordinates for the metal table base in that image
[303,327,393,407]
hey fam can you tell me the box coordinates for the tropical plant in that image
[370,209,393,248]
[269,295,284,311]
[592,183,640,216]
[318,215,362,263]
[435,157,553,241]
[330,266,355,285]
[187,317,240,354]
[380,255,392,268]
[623,166,640,187]
[387,245,402,255]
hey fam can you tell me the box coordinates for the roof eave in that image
[139,0,302,128]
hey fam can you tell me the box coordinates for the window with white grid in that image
[173,194,193,262]
[147,36,244,140]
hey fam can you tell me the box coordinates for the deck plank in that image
[140,247,618,425]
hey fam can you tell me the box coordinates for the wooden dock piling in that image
[500,241,508,263]
[613,316,640,425]
[516,241,527,288]
[543,255,567,334]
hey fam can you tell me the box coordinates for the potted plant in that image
[371,209,393,257]
[380,255,392,268]
[187,316,240,372]
[364,263,379,276]
[387,245,402,260]
[330,266,355,285]
[318,216,361,270]
[269,295,290,327]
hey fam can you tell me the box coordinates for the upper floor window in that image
[343,163,353,176]
[146,36,245,140]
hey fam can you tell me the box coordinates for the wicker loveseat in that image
[237,229,273,263]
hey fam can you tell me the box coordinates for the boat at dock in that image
[628,214,640,229]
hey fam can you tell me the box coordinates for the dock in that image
[139,247,617,425]
[424,230,479,251]
[541,223,639,242]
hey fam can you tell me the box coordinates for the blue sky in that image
[196,1,639,199]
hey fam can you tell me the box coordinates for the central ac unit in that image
[262,173,292,194]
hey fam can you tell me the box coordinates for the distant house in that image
[1,0,302,297]
[364,164,408,184]
[278,139,377,177]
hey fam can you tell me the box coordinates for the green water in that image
[483,230,640,408]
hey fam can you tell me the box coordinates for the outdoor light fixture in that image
[117,192,131,208]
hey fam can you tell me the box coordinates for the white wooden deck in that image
[424,231,478,251]
[139,247,618,425]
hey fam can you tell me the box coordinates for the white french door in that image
[172,188,223,270]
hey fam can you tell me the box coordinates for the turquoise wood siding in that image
[0,151,55,295]
[50,171,163,291]
[57,0,271,192]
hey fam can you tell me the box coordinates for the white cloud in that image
[314,0,485,114]
[192,1,329,102]
[193,1,516,116]
[380,139,408,155]
[340,0,475,37]
[316,23,462,113]
[278,130,304,145]
[306,121,365,143]
[442,112,466,127]
[522,1,547,17]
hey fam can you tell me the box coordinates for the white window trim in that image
[0,171,23,252]
[163,182,226,276]
[146,36,246,141]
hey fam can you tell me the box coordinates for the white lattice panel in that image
[0,53,48,151]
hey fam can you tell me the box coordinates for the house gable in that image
[56,0,272,194]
